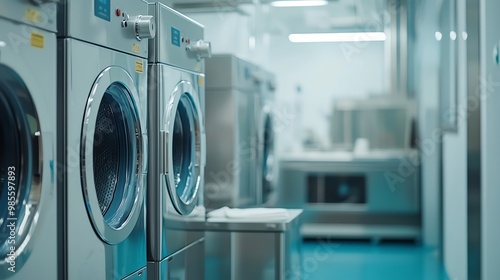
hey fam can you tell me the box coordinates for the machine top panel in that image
[0,0,57,33]
[148,2,206,73]
[58,0,152,58]
[205,54,262,92]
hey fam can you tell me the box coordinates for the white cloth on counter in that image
[207,206,290,222]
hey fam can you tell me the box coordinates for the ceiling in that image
[173,0,388,34]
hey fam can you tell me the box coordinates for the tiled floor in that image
[301,241,448,280]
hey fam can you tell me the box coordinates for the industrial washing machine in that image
[256,70,277,206]
[58,0,155,279]
[0,1,58,279]
[147,3,210,279]
[205,55,262,209]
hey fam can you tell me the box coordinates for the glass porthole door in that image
[0,65,43,271]
[162,81,205,216]
[80,66,146,244]
[262,108,275,201]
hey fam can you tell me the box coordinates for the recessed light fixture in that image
[271,1,328,7]
[288,32,387,43]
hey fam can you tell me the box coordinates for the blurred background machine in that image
[278,97,421,241]
[256,70,278,206]
[204,55,262,209]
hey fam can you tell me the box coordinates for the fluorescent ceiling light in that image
[289,32,387,43]
[271,1,328,7]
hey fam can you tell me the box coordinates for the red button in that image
[116,9,121,17]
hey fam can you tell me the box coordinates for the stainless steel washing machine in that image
[147,3,210,279]
[204,55,262,209]
[58,1,155,279]
[0,1,58,279]
[256,70,277,206]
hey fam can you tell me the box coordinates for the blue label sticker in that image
[171,27,181,47]
[94,0,110,22]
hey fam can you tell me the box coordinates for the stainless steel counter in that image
[204,209,303,280]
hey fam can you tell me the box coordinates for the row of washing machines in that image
[0,0,276,279]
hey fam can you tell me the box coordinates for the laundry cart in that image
[204,209,303,280]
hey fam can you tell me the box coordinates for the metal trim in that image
[80,66,146,245]
[163,80,205,216]
[0,64,44,273]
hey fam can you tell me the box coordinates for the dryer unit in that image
[0,1,58,279]
[58,1,155,279]
[256,70,277,206]
[205,55,262,209]
[147,3,210,279]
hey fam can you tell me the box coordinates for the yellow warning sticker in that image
[135,61,144,73]
[198,76,204,87]
[30,33,44,49]
[25,8,41,24]
[132,43,140,54]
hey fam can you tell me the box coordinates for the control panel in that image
[148,2,211,72]
[59,0,155,58]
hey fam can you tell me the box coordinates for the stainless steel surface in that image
[147,238,204,280]
[61,38,148,279]
[480,0,500,278]
[0,19,57,280]
[204,209,302,280]
[205,55,261,90]
[123,267,148,280]
[147,5,207,269]
[58,0,152,58]
[330,97,415,151]
[465,0,481,278]
[205,55,261,209]
[0,0,57,33]
[278,152,420,238]
[148,2,206,71]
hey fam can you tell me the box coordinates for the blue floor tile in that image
[300,242,448,280]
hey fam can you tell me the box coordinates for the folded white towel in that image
[207,207,290,221]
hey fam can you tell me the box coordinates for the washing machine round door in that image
[0,65,44,270]
[163,81,205,216]
[81,67,146,245]
[261,108,275,200]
